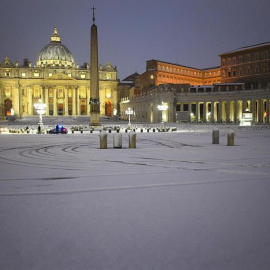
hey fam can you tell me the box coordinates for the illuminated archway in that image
[4,99,12,116]
[105,101,112,117]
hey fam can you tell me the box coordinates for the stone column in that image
[77,87,80,115]
[188,103,192,122]
[169,101,175,122]
[41,86,44,103]
[45,86,49,115]
[242,100,246,113]
[250,99,255,123]
[234,100,238,123]
[28,86,33,115]
[87,86,90,116]
[218,101,222,122]
[226,101,230,122]
[180,102,184,112]
[72,87,76,115]
[195,102,199,123]
[64,87,68,116]
[53,87,57,116]
[203,102,207,123]
[211,101,214,122]
[266,99,269,123]
[0,85,4,117]
[12,84,20,117]
[258,99,262,123]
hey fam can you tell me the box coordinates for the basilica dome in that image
[37,27,75,68]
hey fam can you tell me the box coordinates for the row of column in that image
[27,85,90,116]
[178,99,270,123]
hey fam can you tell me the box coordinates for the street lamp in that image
[34,99,46,127]
[125,107,134,128]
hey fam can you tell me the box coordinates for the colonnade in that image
[120,87,270,124]
[22,85,91,117]
[177,99,270,123]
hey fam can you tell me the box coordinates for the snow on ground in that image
[0,126,270,270]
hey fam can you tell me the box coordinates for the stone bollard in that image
[212,129,219,144]
[141,128,143,133]
[99,131,107,149]
[227,130,234,146]
[153,128,155,132]
[113,132,122,148]
[129,131,136,148]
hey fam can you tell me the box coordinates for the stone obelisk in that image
[89,6,100,126]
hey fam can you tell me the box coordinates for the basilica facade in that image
[0,27,118,119]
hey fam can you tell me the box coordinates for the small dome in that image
[37,27,75,67]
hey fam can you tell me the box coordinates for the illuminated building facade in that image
[0,27,118,118]
[220,42,270,87]
[136,60,221,94]
[121,43,270,124]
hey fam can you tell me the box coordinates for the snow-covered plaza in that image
[0,124,270,270]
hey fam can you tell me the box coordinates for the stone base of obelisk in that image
[90,113,100,126]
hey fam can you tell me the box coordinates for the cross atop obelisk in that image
[91,6,96,23]
[89,6,100,126]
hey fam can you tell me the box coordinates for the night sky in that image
[0,0,269,80]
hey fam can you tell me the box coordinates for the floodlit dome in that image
[37,27,75,68]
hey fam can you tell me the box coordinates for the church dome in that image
[37,27,75,68]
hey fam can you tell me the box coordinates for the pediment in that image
[45,73,76,81]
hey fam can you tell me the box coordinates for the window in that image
[5,70,10,77]
[254,53,259,61]
[238,56,243,64]
[80,74,86,79]
[48,73,52,77]
[239,68,243,75]
[68,73,72,77]
[150,75,154,79]
[245,54,251,62]
[255,66,259,74]
[34,72,39,77]
[105,73,112,80]
[21,72,26,77]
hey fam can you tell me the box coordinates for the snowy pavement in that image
[0,129,270,270]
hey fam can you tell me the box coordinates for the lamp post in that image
[34,99,46,127]
[125,107,133,128]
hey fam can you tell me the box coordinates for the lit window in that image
[48,73,52,77]
[21,72,26,77]
[68,73,72,77]
[80,74,86,79]
[106,73,112,79]
[34,72,39,77]
[150,75,154,79]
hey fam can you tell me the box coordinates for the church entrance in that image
[4,99,12,116]
[58,104,63,115]
[105,101,112,116]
